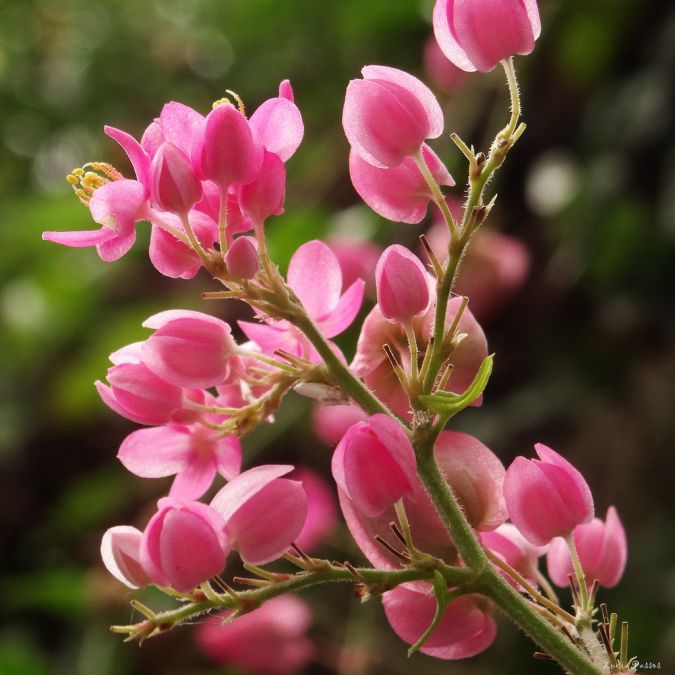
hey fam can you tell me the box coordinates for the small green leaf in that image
[419,354,494,417]
[407,571,452,657]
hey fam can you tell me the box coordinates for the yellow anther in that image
[211,90,246,116]
[72,167,85,177]
[66,161,122,205]
[66,174,79,186]
[212,97,235,110]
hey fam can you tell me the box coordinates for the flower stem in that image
[566,535,590,613]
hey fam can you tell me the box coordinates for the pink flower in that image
[117,423,242,500]
[196,103,261,189]
[349,144,454,224]
[332,414,417,518]
[312,402,369,446]
[249,87,304,162]
[343,65,444,168]
[210,465,308,565]
[141,310,237,389]
[503,444,595,546]
[383,586,496,659]
[150,141,202,215]
[433,0,541,73]
[352,296,487,418]
[95,345,185,426]
[425,220,530,320]
[140,497,229,592]
[424,35,468,91]
[375,245,431,324]
[289,467,338,553]
[546,507,627,588]
[435,431,507,532]
[239,240,364,361]
[43,179,147,262]
[225,235,260,279]
[100,525,151,589]
[480,523,547,587]
[196,596,313,674]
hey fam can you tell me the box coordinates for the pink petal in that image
[214,436,242,481]
[238,321,301,356]
[159,101,205,156]
[42,228,116,248]
[287,240,342,317]
[141,120,165,156]
[249,97,304,162]
[316,279,365,338]
[362,65,444,139]
[117,425,192,478]
[433,0,477,72]
[97,232,136,262]
[238,150,286,225]
[89,179,147,235]
[170,453,218,501]
[278,79,295,102]
[104,126,151,189]
[142,309,228,330]
[100,525,150,589]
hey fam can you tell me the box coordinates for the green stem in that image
[414,150,459,241]
[566,535,590,613]
[218,188,229,257]
[500,57,521,139]
[293,313,395,419]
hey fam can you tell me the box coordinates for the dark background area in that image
[0,0,673,673]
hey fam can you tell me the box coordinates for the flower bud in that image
[331,414,416,518]
[433,0,541,73]
[375,244,431,324]
[140,498,229,592]
[210,465,308,565]
[225,235,260,278]
[100,525,150,589]
[343,65,443,168]
[141,310,237,389]
[151,141,202,214]
[503,444,594,546]
[383,587,496,659]
[546,507,627,588]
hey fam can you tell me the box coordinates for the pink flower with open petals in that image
[433,0,541,73]
[140,497,229,592]
[100,525,151,589]
[240,240,364,361]
[211,465,308,565]
[43,179,147,262]
[343,65,444,168]
[546,507,627,588]
[141,310,237,389]
[504,444,594,546]
[117,424,242,500]
[350,144,454,224]
[352,295,487,418]
[196,595,313,674]
[383,587,496,659]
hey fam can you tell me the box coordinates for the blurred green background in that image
[0,0,673,673]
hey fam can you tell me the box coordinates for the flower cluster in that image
[44,2,637,674]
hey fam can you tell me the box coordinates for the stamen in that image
[212,90,246,116]
[66,161,123,205]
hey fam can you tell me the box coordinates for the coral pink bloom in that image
[350,144,454,224]
[312,402,369,446]
[100,525,150,589]
[383,587,496,659]
[150,141,202,215]
[332,414,416,518]
[225,235,260,279]
[117,424,242,500]
[343,65,444,168]
[210,465,308,565]
[376,245,431,324]
[546,507,627,588]
[140,497,229,592]
[249,86,304,162]
[149,210,219,279]
[503,444,594,546]
[425,220,530,320]
[197,104,261,189]
[238,150,286,226]
[480,523,547,587]
[290,467,338,553]
[43,179,147,262]
[433,0,541,73]
[196,596,313,674]
[436,431,507,532]
[96,355,185,426]
[239,240,364,360]
[141,310,237,389]
[352,296,487,418]
[424,35,468,91]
